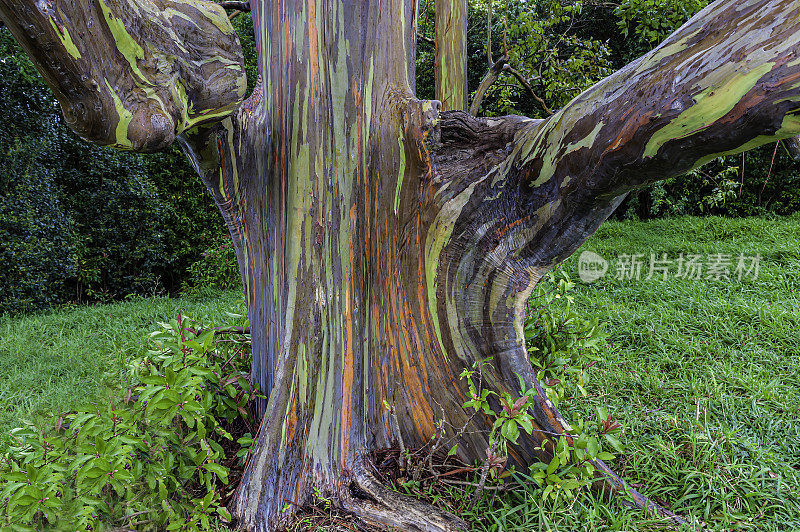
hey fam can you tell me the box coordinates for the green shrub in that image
[0,161,76,315]
[523,270,621,501]
[185,236,241,292]
[0,312,259,531]
[525,270,607,407]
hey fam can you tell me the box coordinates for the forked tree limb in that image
[468,54,507,116]
[468,58,552,117]
[434,0,800,437]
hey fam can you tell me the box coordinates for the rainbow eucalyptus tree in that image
[2,0,800,530]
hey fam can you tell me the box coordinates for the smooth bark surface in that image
[3,0,800,530]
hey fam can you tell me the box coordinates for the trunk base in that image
[342,461,468,532]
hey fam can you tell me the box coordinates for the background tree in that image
[2,1,800,531]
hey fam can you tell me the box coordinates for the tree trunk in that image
[3,0,800,530]
[435,0,468,111]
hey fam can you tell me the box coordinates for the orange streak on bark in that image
[606,108,653,153]
[495,215,531,237]
[394,286,435,440]
[307,0,318,99]
[340,274,354,463]
[340,205,358,463]
[403,296,429,383]
[724,68,800,124]
[287,389,298,442]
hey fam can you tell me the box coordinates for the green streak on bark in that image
[531,120,604,187]
[173,80,243,133]
[48,18,81,59]
[180,0,234,34]
[97,0,147,83]
[692,112,800,168]
[364,58,375,141]
[424,177,486,363]
[394,137,406,214]
[104,79,134,148]
[643,63,774,158]
[646,32,693,65]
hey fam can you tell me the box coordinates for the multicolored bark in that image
[435,0,468,111]
[0,0,246,151]
[3,0,800,530]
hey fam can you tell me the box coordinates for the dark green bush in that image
[0,31,76,314]
[0,165,75,314]
[0,27,228,313]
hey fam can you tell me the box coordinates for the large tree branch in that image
[427,0,800,512]
[0,0,246,152]
[515,0,800,203]
[437,0,800,275]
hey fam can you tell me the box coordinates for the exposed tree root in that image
[340,461,469,532]
[592,459,693,528]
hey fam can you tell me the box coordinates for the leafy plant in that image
[459,269,622,505]
[0,312,260,530]
[615,0,708,52]
[525,270,606,407]
[184,235,241,292]
[461,360,539,464]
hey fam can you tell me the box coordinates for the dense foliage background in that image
[2,2,799,315]
[0,29,227,314]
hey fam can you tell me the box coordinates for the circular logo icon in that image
[578,251,608,283]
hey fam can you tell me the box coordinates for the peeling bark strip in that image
[3,0,800,530]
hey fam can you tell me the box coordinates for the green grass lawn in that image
[0,289,246,450]
[2,215,799,530]
[453,215,800,531]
